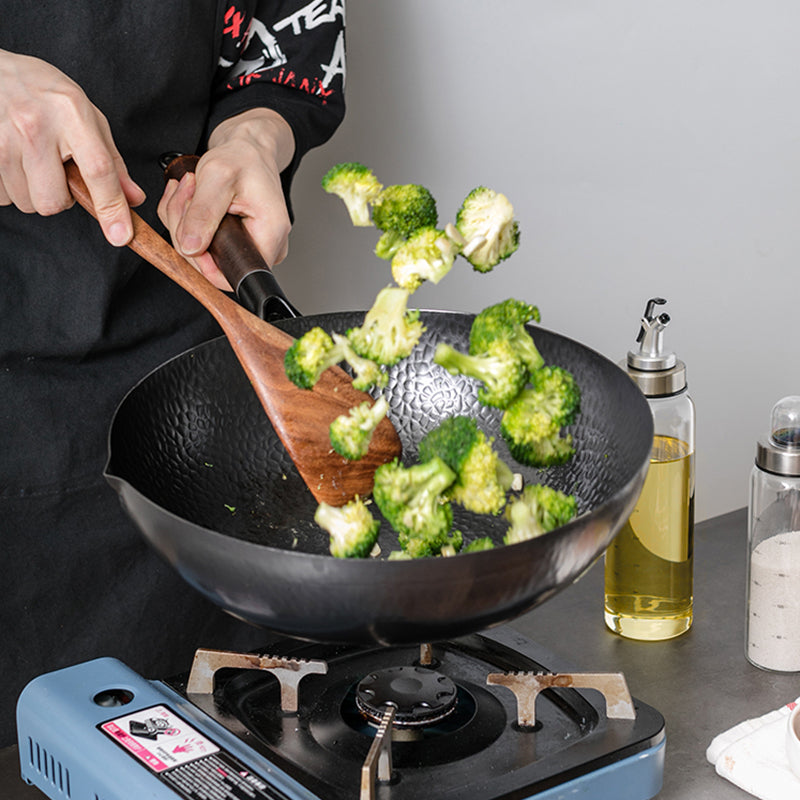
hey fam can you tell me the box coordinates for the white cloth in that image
[706,698,800,800]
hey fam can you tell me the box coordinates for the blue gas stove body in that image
[16,637,665,800]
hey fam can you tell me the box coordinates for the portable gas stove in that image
[16,627,664,799]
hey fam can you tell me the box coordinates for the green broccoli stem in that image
[407,457,458,504]
[434,343,494,383]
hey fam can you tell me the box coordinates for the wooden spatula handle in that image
[63,159,259,332]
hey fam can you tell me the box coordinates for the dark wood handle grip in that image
[163,154,270,292]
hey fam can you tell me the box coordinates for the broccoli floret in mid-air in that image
[329,396,390,461]
[503,484,578,545]
[321,162,383,227]
[371,183,438,238]
[284,327,386,392]
[469,298,544,373]
[391,227,462,292]
[374,229,407,261]
[372,457,459,557]
[433,339,527,409]
[456,187,520,272]
[418,415,513,515]
[347,286,425,366]
[314,497,381,558]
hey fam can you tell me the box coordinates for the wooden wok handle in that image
[163,154,263,291]
[161,153,299,321]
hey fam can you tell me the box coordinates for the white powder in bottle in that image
[747,529,800,672]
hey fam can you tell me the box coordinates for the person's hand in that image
[157,107,295,291]
[0,49,145,246]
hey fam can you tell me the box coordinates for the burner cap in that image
[355,666,458,728]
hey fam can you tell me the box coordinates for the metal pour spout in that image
[628,297,677,372]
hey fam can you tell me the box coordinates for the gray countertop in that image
[509,506,798,799]
[1,507,794,799]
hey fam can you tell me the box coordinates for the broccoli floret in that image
[331,333,388,392]
[463,536,495,553]
[527,366,581,427]
[284,327,386,391]
[455,187,520,272]
[372,457,457,557]
[329,396,390,461]
[503,484,578,545]
[404,527,462,559]
[386,530,462,559]
[418,415,511,515]
[500,392,560,442]
[470,299,544,373]
[439,529,464,558]
[314,497,381,558]
[346,286,425,366]
[321,162,383,227]
[391,227,461,292]
[504,431,576,468]
[434,339,527,409]
[499,368,581,467]
[375,229,407,260]
[284,327,337,389]
[496,457,517,492]
[371,184,438,238]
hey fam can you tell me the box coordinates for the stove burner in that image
[355,666,458,728]
[180,635,665,799]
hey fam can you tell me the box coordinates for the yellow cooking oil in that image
[604,434,694,640]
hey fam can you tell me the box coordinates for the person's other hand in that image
[157,108,295,291]
[0,49,145,246]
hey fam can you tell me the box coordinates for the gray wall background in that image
[275,0,800,523]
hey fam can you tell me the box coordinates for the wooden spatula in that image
[65,160,402,506]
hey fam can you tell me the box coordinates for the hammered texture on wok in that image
[107,311,648,557]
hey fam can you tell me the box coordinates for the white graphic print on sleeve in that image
[220,0,345,96]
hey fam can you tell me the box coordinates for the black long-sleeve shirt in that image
[0,0,345,492]
[0,0,345,747]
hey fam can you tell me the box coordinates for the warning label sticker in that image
[100,704,219,773]
[100,704,290,799]
[162,751,285,800]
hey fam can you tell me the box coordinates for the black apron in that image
[0,0,345,746]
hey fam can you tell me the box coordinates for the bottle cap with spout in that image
[623,297,687,397]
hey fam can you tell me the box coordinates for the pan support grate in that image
[186,648,328,713]
[185,645,637,800]
[487,671,636,727]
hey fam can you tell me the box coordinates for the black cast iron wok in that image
[105,306,653,646]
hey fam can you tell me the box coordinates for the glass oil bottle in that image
[604,298,696,640]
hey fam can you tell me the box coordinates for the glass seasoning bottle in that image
[604,298,696,640]
[746,396,800,672]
